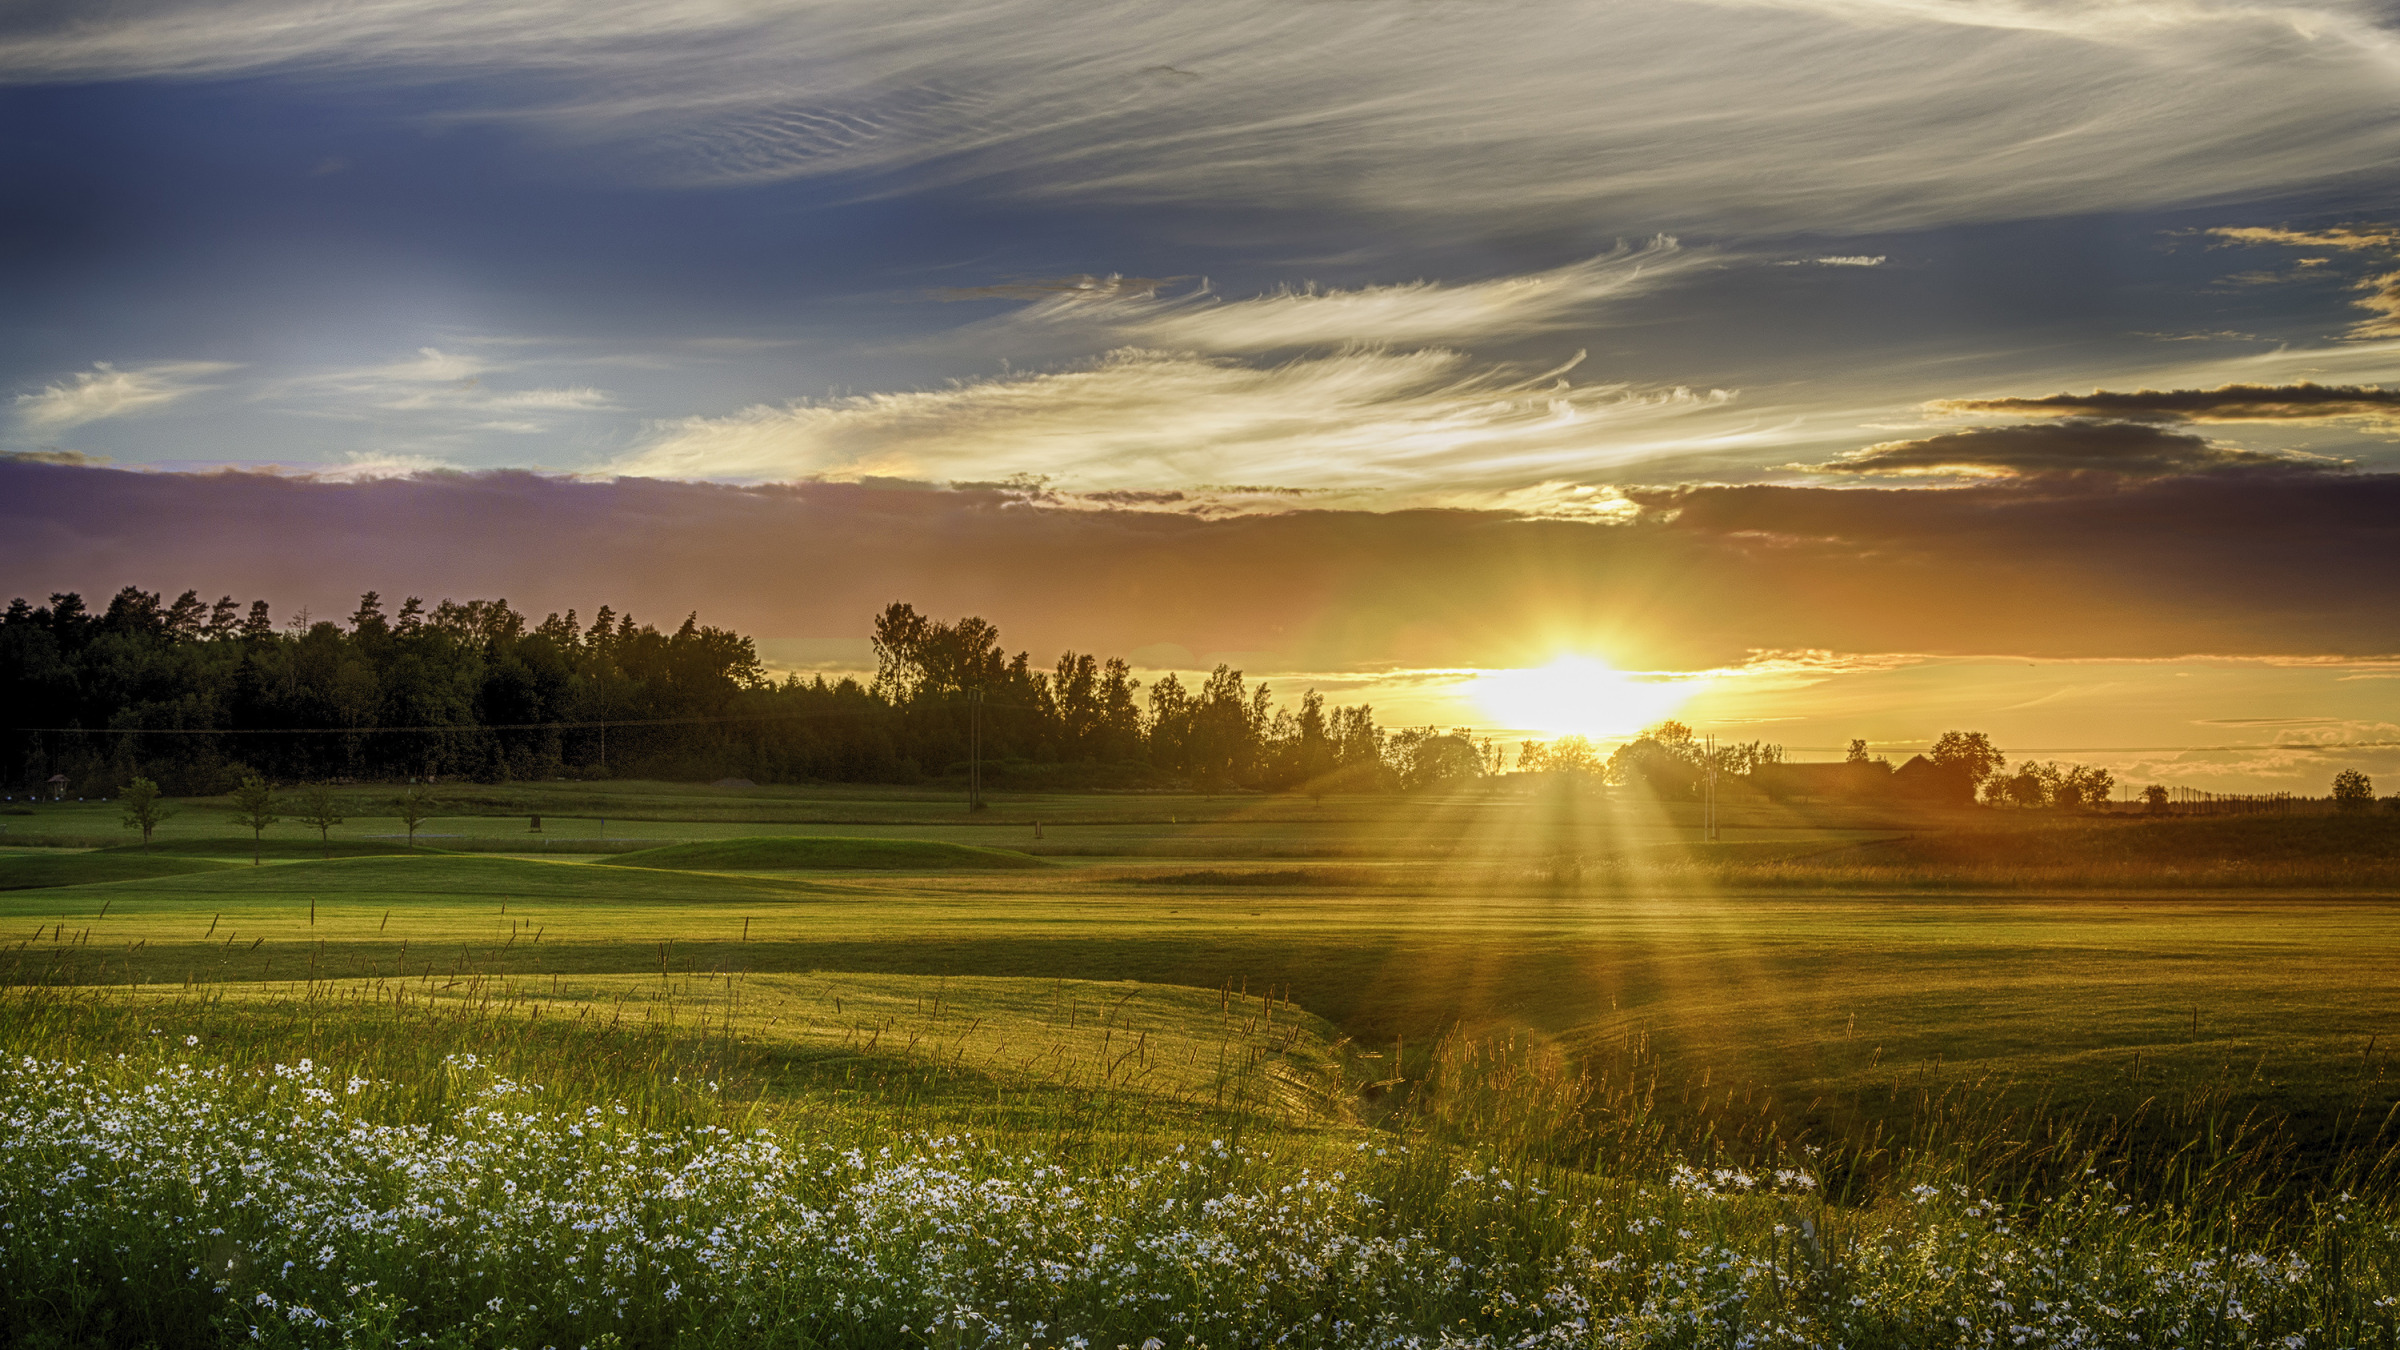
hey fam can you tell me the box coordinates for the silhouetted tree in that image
[1387,727,1489,790]
[2334,769,2375,814]
[203,595,240,640]
[2,589,1401,796]
[163,590,206,642]
[1989,760,2112,811]
[1930,730,2006,799]
[1524,734,1603,778]
[2059,764,2115,811]
[1606,720,1703,798]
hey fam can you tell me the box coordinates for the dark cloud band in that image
[3,460,2393,671]
[1808,421,2307,478]
[1931,381,2400,423]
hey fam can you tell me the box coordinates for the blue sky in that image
[5,0,2399,787]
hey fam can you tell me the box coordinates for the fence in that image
[2110,788,2325,817]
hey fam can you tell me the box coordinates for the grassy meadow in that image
[6,779,2400,1346]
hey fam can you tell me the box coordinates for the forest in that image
[0,587,1489,795]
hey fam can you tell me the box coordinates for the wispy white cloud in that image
[2199,220,2400,338]
[4,0,2395,233]
[979,240,1710,352]
[312,451,459,481]
[616,345,1744,502]
[2206,223,2400,253]
[731,241,1772,504]
[12,361,235,432]
[277,347,617,419]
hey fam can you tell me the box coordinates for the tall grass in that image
[7,981,2400,1348]
[1391,1027,2400,1231]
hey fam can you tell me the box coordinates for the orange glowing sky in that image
[4,0,2399,792]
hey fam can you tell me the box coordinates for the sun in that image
[1475,655,1689,741]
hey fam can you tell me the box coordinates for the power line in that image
[1793,741,2400,754]
[7,712,2394,756]
[4,692,1057,739]
[5,708,889,736]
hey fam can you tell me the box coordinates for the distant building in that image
[45,774,68,801]
[1891,754,1975,806]
[1749,755,1976,807]
[1750,760,1890,800]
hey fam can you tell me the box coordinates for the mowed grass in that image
[0,847,237,890]
[73,966,1349,1135]
[10,843,2397,1171]
[20,776,2397,882]
[10,786,2398,1163]
[2,776,1919,860]
[599,835,1047,872]
[104,837,430,860]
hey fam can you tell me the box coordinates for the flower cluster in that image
[3,1054,2391,1348]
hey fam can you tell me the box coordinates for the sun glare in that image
[1475,655,1689,741]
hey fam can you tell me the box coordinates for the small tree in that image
[2143,784,2170,814]
[227,774,279,866]
[2061,764,2115,812]
[1929,730,2006,795]
[120,777,171,849]
[395,784,438,851]
[297,784,345,858]
[2333,769,2375,814]
[2002,763,2055,809]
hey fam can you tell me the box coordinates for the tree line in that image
[9,585,2224,810]
[1,589,1498,795]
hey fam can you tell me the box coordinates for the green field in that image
[8,780,2400,1347]
[598,834,1050,872]
[9,780,2398,1149]
[0,848,236,889]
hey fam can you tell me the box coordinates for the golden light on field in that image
[1474,655,1690,740]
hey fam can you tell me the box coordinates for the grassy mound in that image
[103,838,433,860]
[1116,867,1377,887]
[1794,813,2400,885]
[598,836,1047,873]
[153,853,812,901]
[0,850,237,891]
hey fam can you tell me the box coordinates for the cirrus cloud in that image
[4,1,2398,235]
[2205,224,2400,253]
[616,344,1742,501]
[974,240,1711,353]
[12,361,237,433]
[2201,222,2400,338]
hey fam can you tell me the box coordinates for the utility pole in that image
[1703,734,1719,842]
[968,687,986,811]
